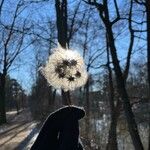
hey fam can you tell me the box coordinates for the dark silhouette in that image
[30,106,85,150]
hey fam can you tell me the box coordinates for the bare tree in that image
[83,0,144,149]
[75,9,106,145]
[55,0,87,105]
[106,1,137,149]
[133,0,150,149]
[106,33,119,150]
[0,0,32,124]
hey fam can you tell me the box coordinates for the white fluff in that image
[40,45,88,91]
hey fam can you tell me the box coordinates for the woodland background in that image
[0,0,149,150]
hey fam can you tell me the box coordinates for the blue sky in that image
[6,0,146,94]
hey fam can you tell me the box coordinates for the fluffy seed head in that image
[40,45,88,91]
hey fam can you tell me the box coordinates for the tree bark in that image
[102,1,143,149]
[145,1,150,149]
[55,0,71,105]
[106,24,143,150]
[55,0,68,48]
[0,73,7,125]
[106,34,118,150]
[84,78,90,140]
[107,1,134,148]
[84,0,144,148]
[146,0,150,94]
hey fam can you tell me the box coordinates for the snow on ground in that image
[0,109,39,150]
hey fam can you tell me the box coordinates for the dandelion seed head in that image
[40,46,88,91]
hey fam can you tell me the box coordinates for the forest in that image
[0,0,149,150]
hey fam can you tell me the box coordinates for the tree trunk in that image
[0,73,7,125]
[106,25,144,150]
[61,90,71,105]
[83,0,144,148]
[85,78,90,139]
[146,1,150,149]
[106,35,118,150]
[48,86,53,105]
[55,0,71,105]
[107,112,118,150]
[16,100,19,115]
[55,0,68,48]
[102,2,144,149]
[146,0,150,90]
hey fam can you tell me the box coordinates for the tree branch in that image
[111,0,120,25]
[68,1,82,43]
[83,0,106,22]
[134,0,146,6]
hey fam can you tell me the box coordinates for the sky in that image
[3,0,146,94]
[6,0,56,94]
